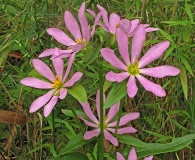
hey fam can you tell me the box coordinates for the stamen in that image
[52,76,63,89]
[127,60,140,76]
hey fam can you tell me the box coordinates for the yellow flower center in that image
[116,23,119,29]
[75,38,87,46]
[98,115,108,130]
[52,76,63,90]
[127,60,140,76]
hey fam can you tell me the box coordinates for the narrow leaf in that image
[179,65,188,100]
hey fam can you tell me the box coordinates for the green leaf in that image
[159,29,174,43]
[67,84,87,102]
[59,133,86,155]
[179,65,188,100]
[49,152,87,160]
[180,56,194,77]
[83,43,102,65]
[61,109,87,119]
[103,81,127,109]
[117,135,147,147]
[137,134,195,158]
[163,45,175,61]
[185,2,193,22]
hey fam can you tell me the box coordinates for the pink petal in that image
[20,77,52,89]
[116,28,130,65]
[144,156,153,160]
[63,53,76,81]
[38,48,56,58]
[29,90,53,113]
[109,13,120,34]
[43,96,58,117]
[64,11,81,40]
[78,2,88,32]
[84,129,100,140]
[97,5,109,27]
[32,59,54,82]
[128,148,137,160]
[138,41,170,68]
[86,9,96,17]
[95,90,106,121]
[140,66,180,78]
[106,101,120,123]
[116,152,125,160]
[106,71,129,82]
[108,112,140,127]
[131,24,146,63]
[47,28,76,46]
[52,58,64,77]
[136,74,166,97]
[101,48,127,70]
[145,27,159,32]
[128,19,140,35]
[64,72,83,87]
[70,43,85,52]
[127,76,138,98]
[107,127,137,134]
[79,102,99,124]
[78,115,97,128]
[59,88,67,99]
[104,130,118,146]
[118,19,131,33]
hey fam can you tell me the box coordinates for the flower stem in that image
[98,67,104,160]
[52,109,56,152]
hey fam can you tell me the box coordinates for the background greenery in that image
[0,0,195,159]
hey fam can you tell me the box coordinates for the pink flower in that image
[78,91,139,146]
[20,55,82,117]
[90,5,158,36]
[117,148,153,160]
[46,2,98,58]
[101,25,180,98]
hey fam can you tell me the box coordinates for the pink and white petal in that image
[78,115,97,128]
[78,2,88,36]
[106,101,120,123]
[107,127,137,134]
[128,148,138,160]
[43,96,58,117]
[51,52,71,59]
[116,28,130,65]
[84,129,100,140]
[70,43,85,52]
[136,74,166,97]
[52,57,64,77]
[106,71,129,82]
[64,11,81,40]
[97,5,109,27]
[29,90,53,113]
[145,27,159,32]
[128,19,140,34]
[118,19,131,34]
[140,66,180,78]
[131,24,146,63]
[95,90,106,121]
[59,88,67,99]
[79,102,99,124]
[63,52,76,81]
[32,59,54,82]
[20,77,52,89]
[116,152,125,160]
[82,25,91,42]
[138,41,170,68]
[101,48,127,70]
[108,112,140,127]
[127,76,138,98]
[109,13,121,34]
[47,28,76,46]
[86,9,96,17]
[38,48,56,58]
[107,126,136,134]
[104,130,118,146]
[64,72,83,87]
[144,156,153,160]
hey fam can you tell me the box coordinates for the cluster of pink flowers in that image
[20,2,180,159]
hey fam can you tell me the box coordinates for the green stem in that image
[52,109,56,152]
[98,68,104,160]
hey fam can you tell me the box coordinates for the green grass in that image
[0,0,195,159]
